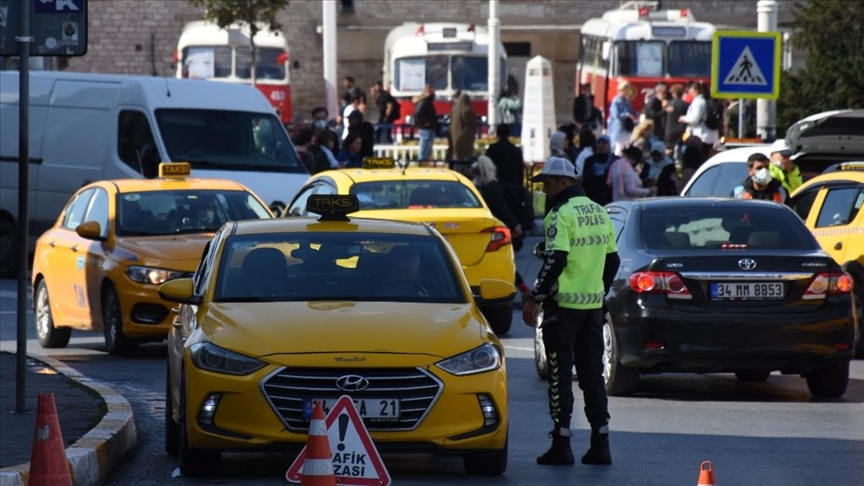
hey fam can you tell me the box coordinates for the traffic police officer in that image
[523,156,621,466]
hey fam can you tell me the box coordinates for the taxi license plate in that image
[711,282,784,300]
[303,398,400,420]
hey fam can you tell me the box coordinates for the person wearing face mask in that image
[640,141,678,196]
[767,138,802,194]
[733,153,788,204]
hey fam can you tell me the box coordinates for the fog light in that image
[477,394,498,427]
[199,393,222,426]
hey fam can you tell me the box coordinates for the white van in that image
[0,71,308,277]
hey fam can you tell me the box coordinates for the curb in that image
[0,355,137,486]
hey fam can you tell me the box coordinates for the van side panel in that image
[37,81,121,234]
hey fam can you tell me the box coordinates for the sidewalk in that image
[0,351,136,485]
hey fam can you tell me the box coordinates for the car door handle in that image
[49,241,56,248]
[834,241,843,250]
[70,245,78,252]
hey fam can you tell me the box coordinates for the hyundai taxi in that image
[283,157,518,334]
[31,162,272,355]
[159,195,512,477]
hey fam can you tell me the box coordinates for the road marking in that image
[0,310,33,314]
[0,290,31,299]
[504,345,533,352]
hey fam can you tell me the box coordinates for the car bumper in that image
[117,283,175,338]
[182,356,508,454]
[613,299,854,373]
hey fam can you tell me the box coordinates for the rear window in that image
[641,206,817,250]
[350,180,482,210]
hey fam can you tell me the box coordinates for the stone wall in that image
[65,0,791,123]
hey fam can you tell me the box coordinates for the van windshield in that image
[154,109,305,174]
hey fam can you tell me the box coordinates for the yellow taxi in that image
[159,195,512,478]
[31,163,272,355]
[790,162,864,355]
[283,158,518,334]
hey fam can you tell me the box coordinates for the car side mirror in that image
[533,242,546,259]
[75,221,106,241]
[158,278,201,305]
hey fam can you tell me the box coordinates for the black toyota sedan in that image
[536,198,856,398]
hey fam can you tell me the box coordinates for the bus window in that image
[183,46,232,79]
[451,56,488,92]
[614,41,665,77]
[669,41,712,77]
[394,56,448,91]
[236,47,287,80]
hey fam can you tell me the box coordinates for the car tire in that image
[534,310,550,380]
[482,303,512,336]
[34,279,71,348]
[806,361,849,398]
[463,436,507,476]
[165,365,179,458]
[735,371,771,382]
[852,281,864,359]
[603,313,638,397]
[178,376,220,476]
[0,219,16,278]
[102,284,138,356]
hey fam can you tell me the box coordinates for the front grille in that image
[261,367,443,432]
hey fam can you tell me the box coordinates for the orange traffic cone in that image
[28,392,72,486]
[300,401,336,486]
[697,460,717,486]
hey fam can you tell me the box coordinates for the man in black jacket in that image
[485,124,525,187]
[346,110,375,160]
[414,84,439,161]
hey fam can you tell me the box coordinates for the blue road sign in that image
[711,31,782,100]
[35,0,85,14]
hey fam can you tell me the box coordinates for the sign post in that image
[0,0,87,413]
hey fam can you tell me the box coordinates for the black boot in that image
[581,425,612,465]
[536,427,574,465]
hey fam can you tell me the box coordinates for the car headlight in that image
[435,343,502,376]
[190,342,266,376]
[125,266,184,285]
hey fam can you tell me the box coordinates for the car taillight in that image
[483,226,511,252]
[803,272,854,300]
[629,271,692,300]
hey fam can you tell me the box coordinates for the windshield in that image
[451,56,488,91]
[236,47,287,81]
[393,56,448,92]
[615,41,665,77]
[182,46,232,79]
[668,41,712,77]
[155,109,304,173]
[116,190,271,237]
[641,206,817,250]
[350,180,483,210]
[215,233,464,303]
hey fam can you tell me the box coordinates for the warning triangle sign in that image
[286,396,391,486]
[724,46,768,86]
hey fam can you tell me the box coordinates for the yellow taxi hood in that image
[117,235,212,265]
[202,302,485,358]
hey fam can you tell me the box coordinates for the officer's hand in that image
[522,299,540,327]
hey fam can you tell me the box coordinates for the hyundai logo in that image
[738,258,757,271]
[335,375,369,392]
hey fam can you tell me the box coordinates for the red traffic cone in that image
[697,460,717,486]
[301,401,336,486]
[29,392,72,486]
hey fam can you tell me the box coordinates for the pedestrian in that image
[311,128,339,170]
[608,81,637,153]
[678,82,719,157]
[643,81,668,141]
[768,138,802,193]
[641,141,678,196]
[607,145,657,201]
[341,75,365,110]
[498,86,523,137]
[628,119,656,160]
[341,92,363,141]
[574,126,596,178]
[523,155,621,467]
[573,82,602,131]
[664,83,689,155]
[733,152,788,204]
[413,83,439,162]
[370,81,400,144]
[581,135,616,206]
[471,155,532,302]
[549,131,573,162]
[338,132,364,168]
[559,124,580,162]
[346,110,375,159]
[447,91,477,162]
[485,123,525,187]
[294,128,328,175]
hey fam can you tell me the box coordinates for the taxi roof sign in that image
[307,195,360,221]
[158,162,192,178]
[361,157,396,170]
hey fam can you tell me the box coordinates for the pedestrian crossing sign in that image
[711,31,782,100]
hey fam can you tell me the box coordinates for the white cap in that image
[532,156,579,182]
[770,139,793,155]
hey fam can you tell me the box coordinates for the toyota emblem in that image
[738,258,757,271]
[335,374,370,392]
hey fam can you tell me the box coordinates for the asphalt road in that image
[2,236,863,485]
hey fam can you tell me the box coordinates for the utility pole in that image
[757,0,777,140]
[487,0,500,130]
[323,0,338,123]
